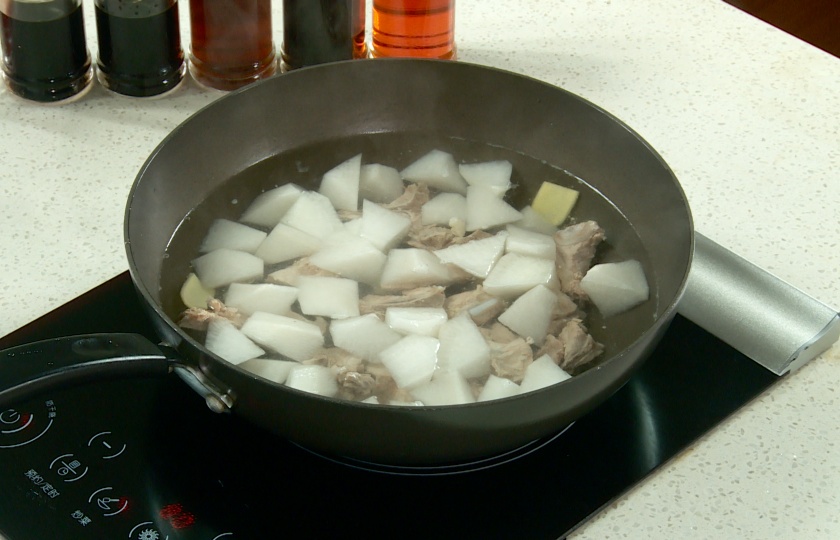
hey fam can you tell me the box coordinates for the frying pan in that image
[0,59,693,465]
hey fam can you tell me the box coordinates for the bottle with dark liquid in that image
[95,0,185,97]
[0,0,92,103]
[188,0,277,91]
[280,0,366,72]
[371,0,455,59]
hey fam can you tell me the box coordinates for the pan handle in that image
[0,333,174,408]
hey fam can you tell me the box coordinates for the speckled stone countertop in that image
[1,1,838,538]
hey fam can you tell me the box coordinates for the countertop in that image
[1,1,838,538]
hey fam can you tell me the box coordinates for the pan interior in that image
[159,131,657,363]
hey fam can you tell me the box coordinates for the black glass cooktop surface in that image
[0,272,779,540]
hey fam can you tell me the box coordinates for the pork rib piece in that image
[554,220,606,300]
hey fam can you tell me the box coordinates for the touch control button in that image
[0,400,56,449]
[0,409,22,425]
[88,487,129,517]
[129,521,169,540]
[49,453,89,482]
[88,431,127,459]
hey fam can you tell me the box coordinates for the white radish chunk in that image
[433,231,507,278]
[411,370,476,406]
[360,200,412,251]
[285,364,339,397]
[497,284,558,345]
[205,319,265,365]
[515,205,558,236]
[239,183,304,228]
[296,276,359,319]
[344,217,362,235]
[421,192,467,226]
[379,248,460,290]
[361,396,380,404]
[191,248,264,289]
[224,283,298,316]
[379,335,439,389]
[359,163,404,203]
[254,223,322,264]
[309,236,386,286]
[319,153,362,211]
[482,253,556,299]
[330,314,402,361]
[199,219,267,254]
[179,272,215,309]
[519,354,572,394]
[385,307,448,337]
[465,185,523,231]
[458,160,512,197]
[239,358,298,384]
[477,375,521,402]
[504,225,556,260]
[437,314,491,379]
[579,259,650,317]
[400,149,468,195]
[240,311,324,362]
[280,191,343,239]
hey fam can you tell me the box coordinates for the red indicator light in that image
[159,503,196,530]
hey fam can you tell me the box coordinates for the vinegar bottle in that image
[280,0,366,71]
[0,0,93,103]
[95,0,186,97]
[188,0,277,91]
[370,0,456,60]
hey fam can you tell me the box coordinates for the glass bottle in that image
[188,0,277,91]
[371,0,456,60]
[0,0,93,103]
[280,0,366,72]
[94,0,185,97]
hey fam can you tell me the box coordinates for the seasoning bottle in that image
[370,0,456,60]
[0,0,93,103]
[95,0,185,97]
[188,0,277,91]
[280,0,366,72]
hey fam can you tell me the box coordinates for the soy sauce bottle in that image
[95,0,185,97]
[0,0,93,103]
[280,0,366,71]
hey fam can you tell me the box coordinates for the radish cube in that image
[204,319,265,365]
[465,185,523,231]
[385,307,448,336]
[296,276,359,319]
[421,193,467,226]
[458,160,512,197]
[519,354,572,394]
[191,248,264,288]
[497,284,558,345]
[579,259,650,317]
[515,205,558,236]
[239,184,304,228]
[433,231,507,278]
[309,236,386,286]
[379,335,439,389]
[437,314,491,378]
[411,370,475,406]
[319,154,362,211]
[241,311,324,361]
[255,223,322,264]
[224,283,298,316]
[482,253,556,299]
[330,314,402,361]
[199,219,267,254]
[286,365,339,397]
[380,248,460,290]
[360,200,412,251]
[477,375,521,402]
[239,358,298,384]
[280,191,343,239]
[400,149,468,195]
[360,163,404,203]
[505,225,556,260]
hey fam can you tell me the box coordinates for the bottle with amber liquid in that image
[0,0,93,102]
[371,0,455,60]
[188,0,277,91]
[280,0,366,71]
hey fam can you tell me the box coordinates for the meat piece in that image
[445,286,506,326]
[305,347,376,401]
[383,182,430,227]
[537,319,604,374]
[480,322,520,343]
[488,337,533,383]
[266,257,337,286]
[359,286,446,318]
[545,290,584,336]
[337,370,377,401]
[178,298,246,331]
[554,220,606,299]
[406,226,491,251]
